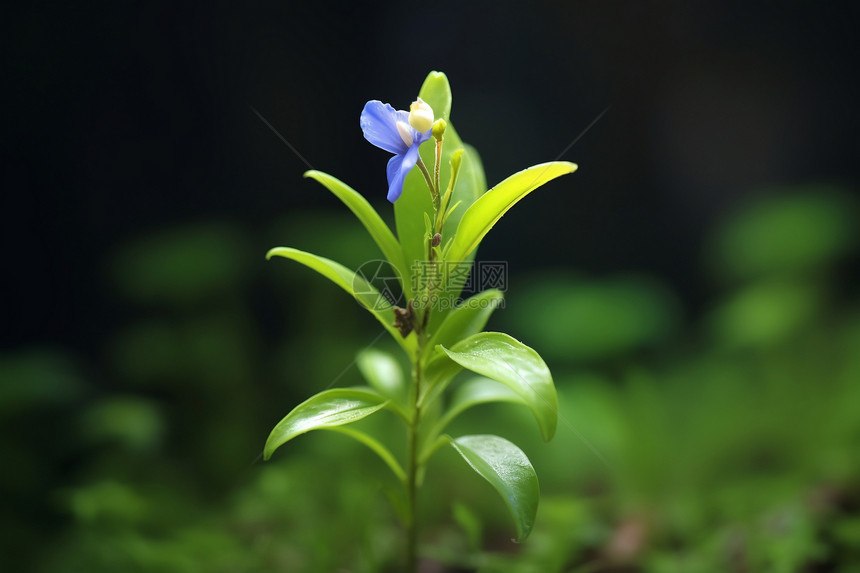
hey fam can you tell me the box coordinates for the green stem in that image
[433,140,443,211]
[406,360,422,573]
[416,158,437,207]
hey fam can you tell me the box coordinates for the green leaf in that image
[434,376,526,435]
[428,289,504,351]
[447,162,577,264]
[449,434,540,542]
[440,332,557,441]
[356,348,405,402]
[266,247,416,354]
[425,145,488,332]
[417,70,453,126]
[444,143,486,239]
[394,72,487,320]
[263,387,389,460]
[303,170,411,299]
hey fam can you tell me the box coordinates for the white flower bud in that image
[408,97,434,133]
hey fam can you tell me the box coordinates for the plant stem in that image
[406,360,422,573]
[433,140,443,211]
[416,158,438,207]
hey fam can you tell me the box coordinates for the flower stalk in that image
[432,119,446,213]
[415,158,438,206]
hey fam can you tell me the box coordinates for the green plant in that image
[263,71,576,571]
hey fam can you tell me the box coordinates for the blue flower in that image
[360,100,433,203]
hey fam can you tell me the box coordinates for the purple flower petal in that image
[360,101,409,155]
[385,144,421,203]
[414,128,432,146]
[385,154,405,202]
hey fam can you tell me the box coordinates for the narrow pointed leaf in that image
[356,348,405,402]
[428,289,504,351]
[264,387,390,460]
[266,247,415,354]
[442,143,486,239]
[447,162,577,264]
[303,170,411,298]
[440,332,557,441]
[450,434,540,542]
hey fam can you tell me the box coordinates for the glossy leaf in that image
[434,376,526,434]
[440,332,557,441]
[428,289,504,352]
[263,387,389,460]
[447,162,577,265]
[303,170,411,298]
[266,247,415,354]
[450,434,540,542]
[356,348,405,402]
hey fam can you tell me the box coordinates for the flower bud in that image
[432,118,447,141]
[408,97,434,133]
[450,148,463,175]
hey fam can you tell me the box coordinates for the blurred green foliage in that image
[3,185,859,571]
[707,188,857,281]
[503,274,681,363]
[110,222,253,305]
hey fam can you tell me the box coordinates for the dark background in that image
[6,1,858,352]
[4,1,860,570]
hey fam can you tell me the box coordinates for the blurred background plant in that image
[4,1,860,571]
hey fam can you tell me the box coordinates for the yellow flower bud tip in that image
[408,97,434,132]
[432,118,447,141]
[396,120,414,147]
